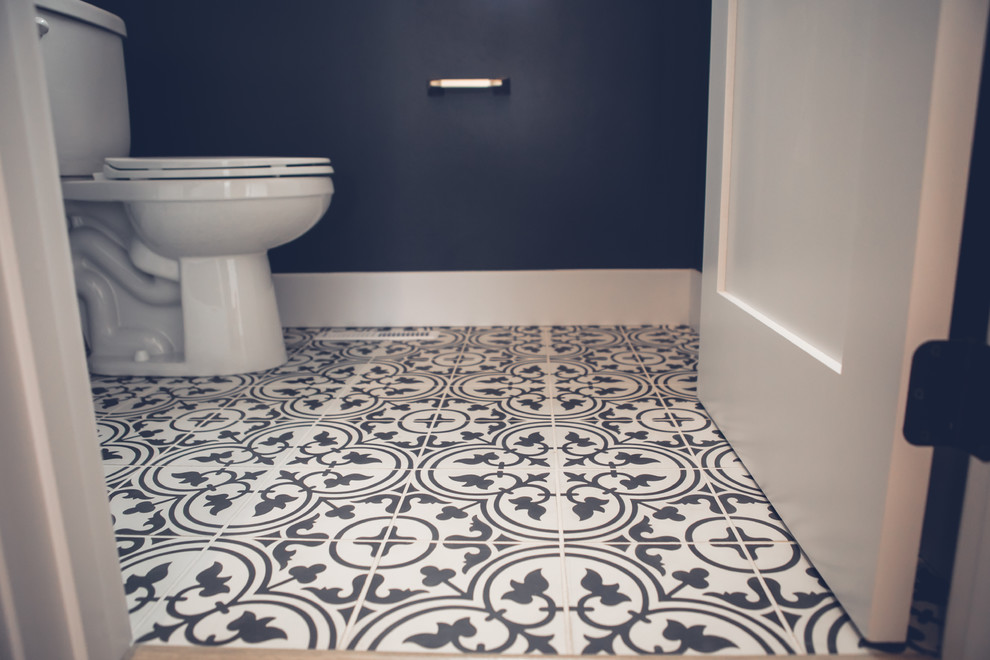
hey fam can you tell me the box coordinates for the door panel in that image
[699,0,987,642]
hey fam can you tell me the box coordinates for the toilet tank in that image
[35,0,129,175]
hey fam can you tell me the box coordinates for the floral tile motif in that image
[282,420,418,473]
[134,538,374,648]
[106,466,265,536]
[99,416,177,466]
[466,326,547,358]
[636,349,698,374]
[223,467,410,540]
[560,400,700,461]
[391,469,559,543]
[346,542,568,654]
[557,469,729,544]
[695,443,748,470]
[328,400,462,461]
[550,361,655,416]
[548,325,628,357]
[563,542,797,654]
[380,348,466,375]
[282,326,320,350]
[236,366,366,419]
[448,363,554,420]
[92,374,255,416]
[704,469,795,544]
[550,346,649,375]
[348,361,453,404]
[746,546,867,654]
[267,349,368,378]
[553,420,699,471]
[93,324,900,655]
[117,535,213,625]
[153,421,315,469]
[415,420,558,471]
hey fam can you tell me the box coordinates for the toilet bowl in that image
[36,0,335,376]
[62,157,333,376]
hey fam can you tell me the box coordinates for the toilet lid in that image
[103,156,333,180]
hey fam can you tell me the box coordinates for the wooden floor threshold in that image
[127,644,920,660]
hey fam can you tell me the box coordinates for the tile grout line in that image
[121,335,387,641]
[337,329,471,650]
[542,325,576,656]
[624,325,805,653]
[99,335,380,469]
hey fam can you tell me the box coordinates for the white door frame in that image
[0,0,130,658]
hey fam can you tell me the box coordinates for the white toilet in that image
[36,0,334,376]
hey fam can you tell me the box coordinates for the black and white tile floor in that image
[92,325,935,654]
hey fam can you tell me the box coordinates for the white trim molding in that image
[273,268,702,329]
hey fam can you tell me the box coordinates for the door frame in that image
[0,0,131,658]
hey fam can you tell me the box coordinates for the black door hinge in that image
[904,340,990,461]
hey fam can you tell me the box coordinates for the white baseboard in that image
[274,269,701,329]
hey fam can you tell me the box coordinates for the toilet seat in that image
[104,156,334,180]
[62,172,334,202]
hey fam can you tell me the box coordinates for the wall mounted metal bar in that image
[428,78,510,95]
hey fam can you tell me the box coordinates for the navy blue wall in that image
[90,0,711,273]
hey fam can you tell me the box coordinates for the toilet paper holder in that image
[428,78,510,95]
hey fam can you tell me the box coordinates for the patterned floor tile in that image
[705,468,795,544]
[562,542,798,654]
[367,343,466,374]
[746,546,867,654]
[625,325,695,349]
[652,369,701,401]
[465,326,547,358]
[235,365,366,419]
[559,401,701,462]
[557,469,730,544]
[553,419,700,471]
[268,347,370,378]
[695,443,748,470]
[99,416,179,466]
[349,361,453,402]
[92,324,896,655]
[282,420,418,472]
[95,374,256,416]
[223,467,410,540]
[548,325,628,357]
[346,542,568,654]
[392,470,559,543]
[415,420,558,471]
[100,401,275,465]
[140,419,311,469]
[634,346,699,374]
[550,361,654,410]
[282,326,321,350]
[106,466,265,536]
[117,535,213,625]
[134,537,374,648]
[550,346,649,375]
[448,363,554,419]
[330,399,466,462]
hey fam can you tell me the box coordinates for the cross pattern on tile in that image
[95,325,912,655]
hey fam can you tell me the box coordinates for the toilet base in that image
[88,252,288,377]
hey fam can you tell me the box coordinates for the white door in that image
[698,0,988,643]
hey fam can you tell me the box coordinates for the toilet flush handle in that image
[35,16,50,39]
